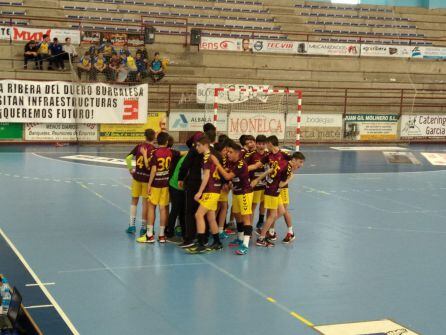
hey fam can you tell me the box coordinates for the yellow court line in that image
[290,311,315,327]
[266,297,277,303]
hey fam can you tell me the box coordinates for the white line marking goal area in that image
[314,319,420,335]
[330,146,408,151]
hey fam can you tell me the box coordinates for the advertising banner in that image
[0,26,81,44]
[0,123,22,140]
[24,123,98,141]
[0,80,148,124]
[196,83,270,104]
[361,44,412,58]
[286,113,343,141]
[199,37,245,52]
[169,110,228,132]
[228,112,285,140]
[251,40,300,54]
[400,114,446,138]
[298,42,360,57]
[99,112,167,141]
[411,46,446,60]
[344,114,399,141]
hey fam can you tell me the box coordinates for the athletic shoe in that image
[266,232,278,241]
[179,241,195,248]
[186,244,208,254]
[255,228,262,235]
[256,238,275,247]
[166,236,183,244]
[228,238,242,248]
[282,233,295,244]
[126,226,136,235]
[139,227,147,237]
[235,245,249,255]
[158,235,167,243]
[219,231,229,240]
[225,228,236,235]
[208,242,223,251]
[136,234,155,243]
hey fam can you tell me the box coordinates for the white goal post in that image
[212,87,303,151]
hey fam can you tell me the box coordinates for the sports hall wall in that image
[312,0,446,9]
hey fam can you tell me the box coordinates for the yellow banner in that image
[99,112,167,141]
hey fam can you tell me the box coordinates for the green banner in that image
[345,114,399,122]
[0,123,22,140]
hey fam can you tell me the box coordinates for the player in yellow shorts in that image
[137,132,173,244]
[125,129,156,236]
[186,135,223,254]
[212,140,255,256]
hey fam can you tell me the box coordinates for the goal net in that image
[208,87,303,151]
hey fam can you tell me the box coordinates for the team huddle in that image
[125,123,305,256]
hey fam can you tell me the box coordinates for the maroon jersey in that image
[202,151,222,194]
[261,151,288,196]
[230,159,252,195]
[280,162,293,189]
[150,147,173,188]
[129,143,155,182]
[241,148,255,161]
[245,150,268,191]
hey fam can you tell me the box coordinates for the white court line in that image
[26,282,55,287]
[0,228,79,335]
[31,153,126,170]
[58,262,206,274]
[25,304,54,309]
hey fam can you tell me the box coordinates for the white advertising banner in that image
[24,123,98,141]
[0,80,148,124]
[286,113,343,141]
[286,113,343,128]
[169,110,228,132]
[0,26,81,44]
[196,83,270,104]
[251,39,300,54]
[400,114,446,138]
[299,42,360,56]
[228,112,285,140]
[411,46,446,60]
[199,37,243,52]
[361,44,412,58]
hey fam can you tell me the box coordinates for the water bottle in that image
[1,278,11,315]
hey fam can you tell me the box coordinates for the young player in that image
[277,152,305,243]
[251,136,289,247]
[212,141,253,255]
[125,129,156,236]
[137,132,172,244]
[186,136,223,254]
[214,141,231,239]
[245,135,268,232]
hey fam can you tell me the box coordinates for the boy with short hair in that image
[38,34,52,70]
[187,136,223,254]
[212,140,254,255]
[137,132,173,244]
[125,129,156,236]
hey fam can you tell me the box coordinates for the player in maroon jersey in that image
[137,132,173,244]
[125,129,156,236]
[186,135,223,254]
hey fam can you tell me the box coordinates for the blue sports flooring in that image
[1,144,446,334]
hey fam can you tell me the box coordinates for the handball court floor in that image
[1,144,446,335]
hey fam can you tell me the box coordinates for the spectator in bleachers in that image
[135,52,149,81]
[126,53,139,82]
[62,37,78,65]
[99,40,115,62]
[149,52,165,83]
[23,40,40,70]
[91,51,107,81]
[49,38,65,71]
[107,52,121,82]
[119,44,130,57]
[77,50,92,81]
[38,34,52,70]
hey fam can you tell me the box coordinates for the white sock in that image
[269,228,275,235]
[141,220,147,229]
[243,235,250,248]
[219,228,224,234]
[238,232,244,241]
[129,205,137,226]
[159,226,165,236]
[288,227,294,234]
[147,225,154,237]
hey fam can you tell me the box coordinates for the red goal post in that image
[212,87,303,151]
